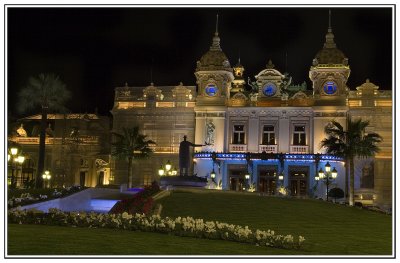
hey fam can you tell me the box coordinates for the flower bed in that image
[8,209,305,250]
[8,186,85,209]
[109,182,160,215]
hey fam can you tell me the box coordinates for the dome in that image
[314,28,348,65]
[196,33,232,71]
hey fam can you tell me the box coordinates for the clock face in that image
[205,84,218,96]
[323,81,338,95]
[262,83,276,96]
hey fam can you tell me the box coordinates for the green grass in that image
[156,189,392,255]
[7,224,294,255]
[7,189,392,256]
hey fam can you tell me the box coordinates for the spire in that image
[328,9,332,32]
[210,14,221,51]
[324,9,336,48]
[215,14,219,36]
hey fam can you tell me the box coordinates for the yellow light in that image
[45,170,50,175]
[165,160,172,171]
[158,165,165,176]
[210,170,216,179]
[11,147,18,156]
[331,168,338,179]
[319,168,324,178]
[17,156,25,164]
[325,162,331,172]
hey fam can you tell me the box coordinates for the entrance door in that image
[259,177,276,195]
[289,169,308,197]
[80,171,86,187]
[230,177,245,191]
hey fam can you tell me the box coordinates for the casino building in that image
[111,17,392,209]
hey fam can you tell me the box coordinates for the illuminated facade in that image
[111,19,392,209]
[8,113,111,188]
[111,83,197,186]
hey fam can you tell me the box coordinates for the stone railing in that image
[12,136,99,145]
[290,145,309,154]
[259,145,278,153]
[229,144,248,152]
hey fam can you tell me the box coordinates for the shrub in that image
[8,209,306,250]
[108,181,160,215]
[328,188,345,202]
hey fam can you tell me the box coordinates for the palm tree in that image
[320,118,382,206]
[17,73,71,188]
[111,127,155,188]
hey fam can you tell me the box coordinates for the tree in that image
[17,73,71,188]
[321,118,382,206]
[111,127,155,188]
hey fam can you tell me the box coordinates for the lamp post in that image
[315,162,338,201]
[42,170,51,188]
[244,173,250,190]
[158,161,177,176]
[8,146,25,188]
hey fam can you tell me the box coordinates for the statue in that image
[16,123,27,137]
[46,123,54,137]
[205,120,215,146]
[179,135,204,176]
[247,77,259,93]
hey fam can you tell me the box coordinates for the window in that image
[293,125,306,145]
[233,125,245,144]
[262,125,275,145]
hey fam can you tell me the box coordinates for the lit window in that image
[262,125,275,145]
[233,125,245,144]
[293,125,306,145]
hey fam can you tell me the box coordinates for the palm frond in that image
[17,73,71,114]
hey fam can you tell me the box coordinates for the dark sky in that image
[7,7,393,117]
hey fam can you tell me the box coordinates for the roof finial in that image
[215,14,219,36]
[328,9,332,31]
[150,56,154,85]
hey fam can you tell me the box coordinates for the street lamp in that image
[8,146,25,188]
[158,161,177,176]
[210,169,216,179]
[158,165,165,176]
[42,170,51,188]
[165,160,172,172]
[316,162,338,201]
[278,172,284,181]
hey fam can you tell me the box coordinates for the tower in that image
[194,15,233,153]
[194,15,234,106]
[309,10,350,105]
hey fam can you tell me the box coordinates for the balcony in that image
[11,136,100,145]
[259,145,278,153]
[229,144,248,152]
[290,145,309,154]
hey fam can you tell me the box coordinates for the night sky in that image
[7,7,393,117]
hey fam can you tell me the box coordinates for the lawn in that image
[157,189,392,255]
[7,188,392,256]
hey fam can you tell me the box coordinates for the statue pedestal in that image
[160,176,207,188]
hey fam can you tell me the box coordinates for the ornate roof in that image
[196,32,232,72]
[314,28,348,65]
[255,60,285,79]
